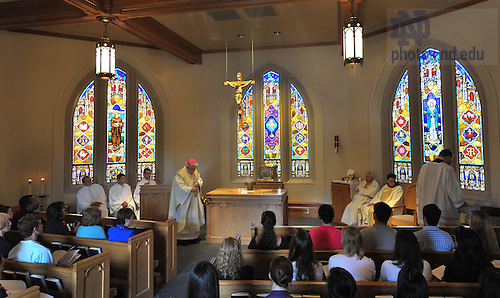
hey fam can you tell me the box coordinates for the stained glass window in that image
[420,48,444,163]
[392,70,412,183]
[263,71,281,177]
[455,61,485,191]
[106,68,127,182]
[237,86,254,177]
[290,83,309,178]
[72,81,95,185]
[137,84,156,180]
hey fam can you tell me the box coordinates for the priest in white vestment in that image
[360,173,404,226]
[417,149,466,226]
[341,172,380,226]
[108,174,136,217]
[133,168,157,211]
[76,176,108,216]
[168,158,205,240]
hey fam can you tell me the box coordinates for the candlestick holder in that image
[39,195,46,211]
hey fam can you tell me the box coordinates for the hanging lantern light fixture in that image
[343,0,363,65]
[96,16,116,79]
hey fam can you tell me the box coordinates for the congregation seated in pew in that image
[289,229,324,281]
[107,207,141,242]
[187,261,219,298]
[75,207,106,240]
[360,202,396,251]
[0,213,12,258]
[327,267,356,298]
[396,267,428,298]
[470,209,500,257]
[267,256,294,298]
[248,211,289,250]
[310,204,342,251]
[44,202,73,236]
[215,237,253,280]
[414,204,455,252]
[8,214,53,264]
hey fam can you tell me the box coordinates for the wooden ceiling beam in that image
[0,0,91,30]
[113,17,202,64]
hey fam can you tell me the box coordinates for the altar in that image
[206,188,288,245]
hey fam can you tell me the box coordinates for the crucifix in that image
[224,72,255,123]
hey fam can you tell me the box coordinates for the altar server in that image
[77,176,108,216]
[108,174,136,217]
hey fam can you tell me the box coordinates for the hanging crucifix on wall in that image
[224,72,255,124]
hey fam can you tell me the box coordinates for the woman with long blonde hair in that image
[470,210,499,256]
[215,237,253,280]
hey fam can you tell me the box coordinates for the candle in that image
[28,179,32,195]
[41,178,45,196]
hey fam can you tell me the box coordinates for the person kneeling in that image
[108,208,140,243]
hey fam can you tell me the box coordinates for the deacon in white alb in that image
[341,172,380,226]
[108,174,136,217]
[168,158,204,240]
[133,168,157,210]
[76,176,108,216]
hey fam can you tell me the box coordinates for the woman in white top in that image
[288,228,324,281]
[379,230,433,282]
[328,227,376,281]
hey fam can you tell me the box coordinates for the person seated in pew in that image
[248,211,289,250]
[414,204,455,252]
[75,207,106,240]
[289,229,324,281]
[187,261,219,298]
[267,256,294,298]
[327,267,356,298]
[214,237,253,280]
[11,195,39,230]
[8,214,53,264]
[328,227,376,281]
[360,202,396,250]
[0,206,13,220]
[44,202,73,236]
[310,204,342,250]
[396,267,428,298]
[379,230,433,282]
[0,213,12,258]
[107,208,141,243]
[477,267,500,298]
[443,226,493,282]
[470,210,499,257]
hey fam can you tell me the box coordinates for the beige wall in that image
[1,0,499,209]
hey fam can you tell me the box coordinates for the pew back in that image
[8,286,41,298]
[4,252,110,298]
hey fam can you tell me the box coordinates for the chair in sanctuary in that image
[389,182,418,226]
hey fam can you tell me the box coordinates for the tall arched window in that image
[71,67,158,185]
[390,48,486,191]
[236,69,311,179]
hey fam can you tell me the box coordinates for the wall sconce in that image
[335,136,340,153]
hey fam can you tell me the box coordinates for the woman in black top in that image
[0,213,12,258]
[443,226,493,282]
[44,202,73,235]
[248,211,289,250]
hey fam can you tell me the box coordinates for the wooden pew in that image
[8,286,41,298]
[37,211,177,283]
[4,252,110,298]
[219,280,479,298]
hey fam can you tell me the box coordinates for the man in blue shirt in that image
[8,214,53,264]
[414,204,455,251]
[108,208,139,242]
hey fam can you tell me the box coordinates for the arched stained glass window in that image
[263,71,282,177]
[137,83,156,180]
[455,61,485,191]
[237,86,254,177]
[420,48,444,162]
[290,83,309,178]
[106,68,127,182]
[392,70,412,183]
[72,81,95,185]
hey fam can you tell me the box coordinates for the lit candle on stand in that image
[41,178,45,196]
[28,179,32,195]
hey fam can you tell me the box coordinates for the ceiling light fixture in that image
[96,16,116,79]
[273,31,282,35]
[343,0,363,65]
[236,34,245,38]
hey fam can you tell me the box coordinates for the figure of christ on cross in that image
[224,72,255,124]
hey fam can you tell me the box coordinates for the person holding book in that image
[108,207,140,242]
[8,214,53,264]
[76,207,106,240]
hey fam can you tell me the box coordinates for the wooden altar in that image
[206,188,288,245]
[140,184,171,221]
[331,180,360,223]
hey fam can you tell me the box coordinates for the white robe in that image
[133,179,157,209]
[416,160,464,226]
[360,184,404,226]
[108,183,136,217]
[76,184,108,216]
[341,180,380,226]
[168,166,205,239]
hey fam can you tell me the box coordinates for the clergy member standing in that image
[108,174,136,217]
[168,158,205,241]
[133,168,157,211]
[360,173,403,226]
[341,172,380,226]
[77,176,108,216]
